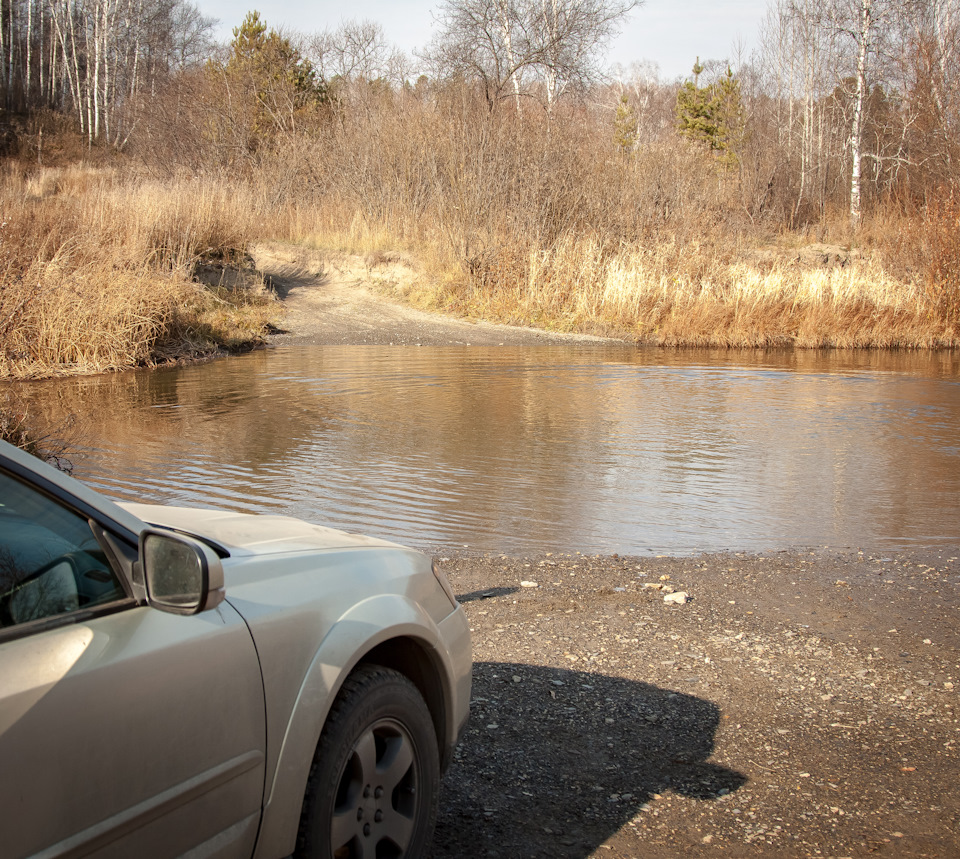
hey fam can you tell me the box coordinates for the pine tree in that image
[712,67,745,169]
[212,10,325,153]
[675,59,744,169]
[675,58,718,147]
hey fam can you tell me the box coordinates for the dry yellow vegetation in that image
[2,104,959,385]
[433,236,953,348]
[0,167,276,379]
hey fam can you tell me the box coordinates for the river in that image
[14,345,960,555]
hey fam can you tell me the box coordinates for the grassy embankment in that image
[0,164,276,381]
[265,99,959,351]
[2,100,958,396]
[0,161,284,452]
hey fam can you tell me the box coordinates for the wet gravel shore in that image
[432,548,960,858]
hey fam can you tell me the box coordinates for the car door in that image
[0,465,267,859]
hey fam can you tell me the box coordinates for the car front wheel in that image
[296,664,440,859]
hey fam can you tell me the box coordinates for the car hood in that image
[118,503,403,557]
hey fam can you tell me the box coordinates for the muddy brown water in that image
[15,345,960,557]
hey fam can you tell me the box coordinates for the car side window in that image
[0,471,128,630]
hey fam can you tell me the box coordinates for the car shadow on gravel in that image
[434,661,746,858]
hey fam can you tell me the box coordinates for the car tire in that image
[296,664,440,859]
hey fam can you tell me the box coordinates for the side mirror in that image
[139,529,225,615]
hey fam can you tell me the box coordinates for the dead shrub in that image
[925,192,960,330]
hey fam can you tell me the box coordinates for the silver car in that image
[0,439,471,858]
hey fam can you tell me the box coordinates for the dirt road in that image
[253,242,620,347]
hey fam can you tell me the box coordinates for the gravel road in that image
[432,550,960,858]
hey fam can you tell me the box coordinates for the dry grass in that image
[24,164,112,199]
[424,235,956,348]
[0,167,277,379]
[924,194,960,328]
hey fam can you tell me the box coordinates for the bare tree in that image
[900,0,960,170]
[310,19,407,85]
[422,0,527,108]
[0,0,214,142]
[423,0,641,111]
[848,0,874,227]
[608,60,678,148]
[759,0,836,222]
[784,0,909,229]
[755,0,960,224]
[535,0,640,109]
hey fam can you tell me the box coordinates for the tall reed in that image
[0,168,275,378]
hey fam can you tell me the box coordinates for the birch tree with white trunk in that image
[784,0,902,229]
[0,0,213,141]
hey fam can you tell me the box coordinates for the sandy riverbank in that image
[253,243,623,347]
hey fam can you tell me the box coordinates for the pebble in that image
[664,591,689,605]
[520,580,538,588]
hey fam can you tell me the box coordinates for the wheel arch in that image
[252,599,456,859]
[357,636,452,771]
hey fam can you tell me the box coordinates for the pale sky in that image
[197,0,771,81]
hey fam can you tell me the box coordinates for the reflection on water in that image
[12,346,960,555]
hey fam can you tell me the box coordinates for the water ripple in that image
[17,345,958,555]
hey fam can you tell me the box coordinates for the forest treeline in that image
[0,0,958,383]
